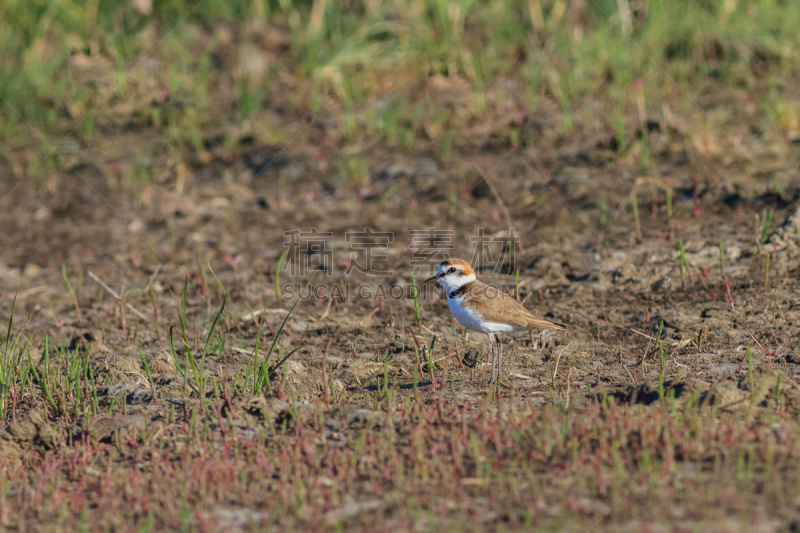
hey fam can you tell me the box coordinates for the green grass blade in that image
[5,273,18,349]
[254,275,320,390]
[202,294,226,356]
[168,326,200,396]
[267,346,308,381]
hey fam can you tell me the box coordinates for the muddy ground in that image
[3,86,799,395]
[2,79,800,530]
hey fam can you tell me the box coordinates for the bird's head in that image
[423,258,476,292]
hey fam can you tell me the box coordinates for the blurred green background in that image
[2,0,799,195]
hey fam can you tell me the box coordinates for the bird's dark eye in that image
[448,267,457,274]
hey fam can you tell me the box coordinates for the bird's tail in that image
[526,316,567,330]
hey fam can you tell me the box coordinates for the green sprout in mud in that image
[760,208,774,246]
[599,195,608,227]
[61,265,82,321]
[411,274,423,323]
[657,340,665,401]
[168,276,225,398]
[677,238,692,288]
[244,273,317,393]
[252,296,307,392]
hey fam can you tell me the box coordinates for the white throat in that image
[437,272,476,295]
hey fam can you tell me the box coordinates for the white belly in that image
[447,296,526,335]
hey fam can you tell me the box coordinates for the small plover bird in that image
[425,258,566,384]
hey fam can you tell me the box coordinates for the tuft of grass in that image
[253,276,318,391]
[28,341,56,411]
[0,278,19,418]
[335,156,371,196]
[168,275,226,399]
[410,275,423,323]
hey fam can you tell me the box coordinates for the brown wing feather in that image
[464,283,567,330]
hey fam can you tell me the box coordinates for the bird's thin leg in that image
[488,336,497,384]
[492,341,500,381]
[495,334,502,382]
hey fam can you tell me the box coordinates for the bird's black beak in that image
[423,273,441,284]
